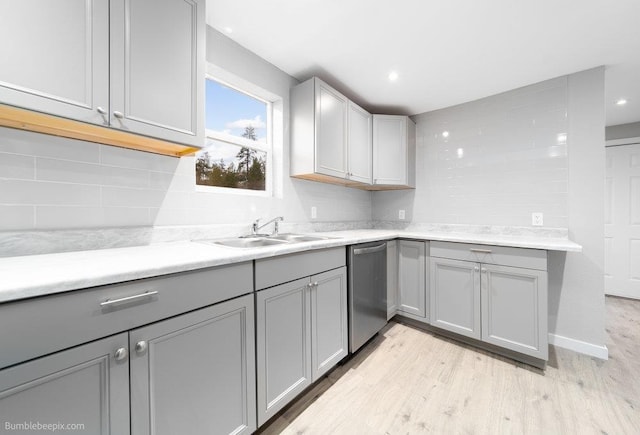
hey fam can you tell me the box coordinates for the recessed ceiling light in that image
[388,71,399,82]
[616,99,627,106]
[442,131,450,138]
[223,27,233,34]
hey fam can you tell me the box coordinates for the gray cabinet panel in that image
[130,294,256,435]
[0,262,252,370]
[255,247,346,290]
[256,277,312,426]
[387,240,399,319]
[110,0,204,146]
[482,264,548,360]
[398,240,427,320]
[0,0,109,124]
[430,258,481,339]
[315,79,348,178]
[311,267,348,381]
[0,333,129,435]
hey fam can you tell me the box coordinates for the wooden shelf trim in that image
[0,104,200,157]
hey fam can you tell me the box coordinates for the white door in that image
[605,143,640,299]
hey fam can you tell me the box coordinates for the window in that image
[196,77,272,193]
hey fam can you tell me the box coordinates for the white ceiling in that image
[207,0,640,127]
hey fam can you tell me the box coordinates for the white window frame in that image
[196,73,274,197]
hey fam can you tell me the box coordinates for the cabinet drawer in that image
[0,262,252,370]
[255,247,346,290]
[430,241,547,271]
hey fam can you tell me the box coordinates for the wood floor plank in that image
[258,296,640,434]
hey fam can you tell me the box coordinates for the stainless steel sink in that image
[202,237,290,248]
[268,233,331,242]
[195,233,334,248]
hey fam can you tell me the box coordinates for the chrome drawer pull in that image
[100,290,158,307]
[469,248,492,254]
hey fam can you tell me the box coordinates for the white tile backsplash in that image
[0,153,34,180]
[373,75,570,228]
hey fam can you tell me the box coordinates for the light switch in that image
[311,206,317,219]
[399,210,405,220]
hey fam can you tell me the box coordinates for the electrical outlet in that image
[311,206,317,219]
[399,209,406,220]
[532,212,543,226]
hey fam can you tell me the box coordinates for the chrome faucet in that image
[251,216,284,236]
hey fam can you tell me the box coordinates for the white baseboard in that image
[548,333,608,360]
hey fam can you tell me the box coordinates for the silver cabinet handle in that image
[481,268,487,273]
[112,111,124,119]
[135,341,147,354]
[474,266,480,272]
[470,248,492,254]
[313,281,318,287]
[353,243,387,255]
[97,106,107,115]
[100,290,158,307]
[114,347,128,361]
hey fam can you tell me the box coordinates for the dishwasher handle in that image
[353,243,387,255]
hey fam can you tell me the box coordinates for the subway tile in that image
[36,206,151,229]
[101,186,167,208]
[0,127,100,162]
[0,180,100,206]
[102,207,151,227]
[36,157,99,185]
[149,171,194,191]
[0,205,34,230]
[100,144,180,173]
[0,153,34,180]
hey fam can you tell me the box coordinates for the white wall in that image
[548,67,606,350]
[374,76,570,228]
[0,27,372,231]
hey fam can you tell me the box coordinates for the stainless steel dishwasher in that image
[348,241,387,353]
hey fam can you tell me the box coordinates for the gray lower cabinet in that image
[256,266,347,426]
[130,293,256,435]
[0,333,130,434]
[429,257,481,339]
[430,241,548,360]
[481,264,548,360]
[397,240,428,321]
[386,240,399,319]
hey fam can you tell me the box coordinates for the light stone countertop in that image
[0,229,581,304]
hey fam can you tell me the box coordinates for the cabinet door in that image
[387,240,399,319]
[256,277,312,426]
[481,264,548,360]
[0,0,109,124]
[110,0,205,146]
[315,79,348,178]
[398,240,427,319]
[373,115,407,185]
[0,333,129,435]
[130,294,256,435]
[347,101,372,184]
[310,267,348,381]
[430,258,481,339]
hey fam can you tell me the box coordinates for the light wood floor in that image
[258,296,640,434]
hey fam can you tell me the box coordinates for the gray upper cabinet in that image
[130,294,256,435]
[430,257,481,340]
[372,115,416,188]
[0,0,110,125]
[481,264,548,360]
[0,333,130,435]
[347,101,373,184]
[256,277,312,426]
[397,240,428,321]
[291,77,373,188]
[310,267,348,380]
[0,0,205,147]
